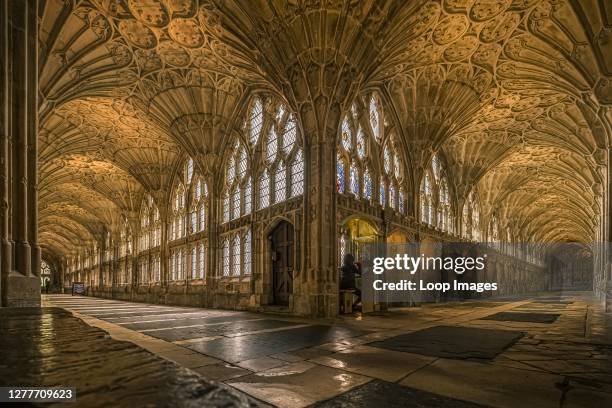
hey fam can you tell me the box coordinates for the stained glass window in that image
[350,163,359,197]
[364,169,372,200]
[341,118,351,151]
[379,179,386,207]
[336,155,345,193]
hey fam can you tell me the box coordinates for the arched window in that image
[192,177,207,233]
[232,235,241,276]
[337,92,407,211]
[170,183,186,241]
[258,102,303,209]
[222,239,230,276]
[119,218,132,258]
[421,154,453,232]
[40,261,51,286]
[167,157,208,283]
[223,141,250,222]
[220,229,252,278]
[382,141,403,211]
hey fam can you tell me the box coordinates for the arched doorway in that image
[269,221,295,306]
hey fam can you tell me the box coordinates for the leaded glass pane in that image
[243,230,251,275]
[356,128,365,158]
[238,148,247,179]
[341,118,351,151]
[198,205,205,231]
[379,181,385,206]
[223,192,230,223]
[244,178,252,215]
[222,240,230,276]
[191,247,196,279]
[232,235,241,276]
[250,99,263,145]
[283,114,296,153]
[198,244,205,279]
[291,150,304,197]
[267,127,278,162]
[370,96,381,141]
[389,184,396,209]
[384,145,391,174]
[186,158,194,184]
[259,170,270,209]
[232,187,241,219]
[227,156,235,184]
[275,162,286,203]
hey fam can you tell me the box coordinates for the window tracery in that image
[462,190,482,241]
[258,101,303,209]
[420,154,453,232]
[336,92,407,213]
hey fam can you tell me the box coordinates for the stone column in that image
[290,78,350,317]
[1,0,40,307]
[605,147,612,311]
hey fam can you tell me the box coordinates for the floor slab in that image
[314,380,486,407]
[228,361,371,408]
[400,358,564,408]
[370,325,523,360]
[310,345,436,382]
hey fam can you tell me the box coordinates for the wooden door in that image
[270,221,294,305]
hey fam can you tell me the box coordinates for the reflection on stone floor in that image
[14,292,609,407]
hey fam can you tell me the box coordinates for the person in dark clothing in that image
[340,254,361,299]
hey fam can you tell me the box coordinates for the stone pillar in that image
[291,87,347,317]
[1,0,40,307]
[605,147,612,311]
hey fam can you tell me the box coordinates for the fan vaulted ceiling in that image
[38,0,611,259]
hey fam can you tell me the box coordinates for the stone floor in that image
[1,292,610,407]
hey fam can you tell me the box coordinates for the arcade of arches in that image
[2,0,612,318]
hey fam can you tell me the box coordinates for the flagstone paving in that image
[7,292,606,407]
